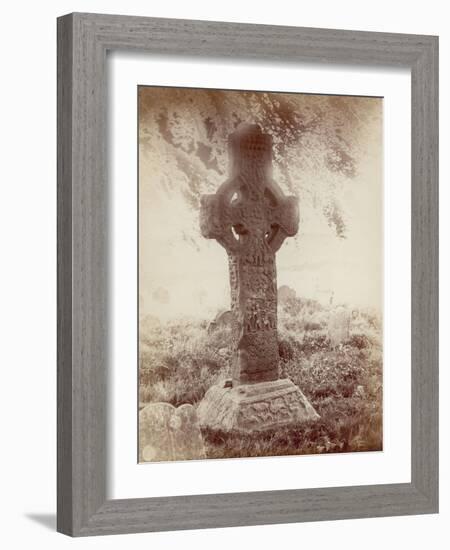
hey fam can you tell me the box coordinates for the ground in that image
[139,297,382,460]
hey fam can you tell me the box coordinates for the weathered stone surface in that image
[197,378,319,432]
[328,306,350,349]
[139,402,206,462]
[200,123,299,385]
[278,284,297,304]
[198,123,319,431]
[208,309,234,334]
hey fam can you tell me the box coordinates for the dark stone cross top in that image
[200,124,299,386]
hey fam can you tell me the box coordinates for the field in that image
[139,295,382,460]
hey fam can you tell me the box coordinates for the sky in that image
[138,86,382,321]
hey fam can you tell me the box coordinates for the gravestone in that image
[350,309,365,332]
[139,403,206,462]
[197,123,319,431]
[278,284,297,304]
[208,309,234,334]
[328,306,350,349]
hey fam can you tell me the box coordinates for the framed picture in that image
[57,13,438,536]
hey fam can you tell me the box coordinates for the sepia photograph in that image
[138,85,383,463]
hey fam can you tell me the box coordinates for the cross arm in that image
[268,196,299,252]
[199,194,239,253]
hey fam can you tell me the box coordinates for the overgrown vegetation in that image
[139,320,231,408]
[139,298,382,459]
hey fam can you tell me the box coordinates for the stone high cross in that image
[200,123,299,386]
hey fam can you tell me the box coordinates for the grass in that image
[139,319,231,408]
[139,303,382,459]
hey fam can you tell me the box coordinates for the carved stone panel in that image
[197,378,320,432]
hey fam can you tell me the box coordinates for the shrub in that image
[139,318,232,408]
[298,334,330,355]
[278,339,294,362]
[345,334,370,350]
[304,321,322,332]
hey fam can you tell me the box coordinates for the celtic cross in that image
[200,123,299,385]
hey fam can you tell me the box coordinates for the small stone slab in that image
[197,378,319,432]
[328,306,350,348]
[139,402,206,462]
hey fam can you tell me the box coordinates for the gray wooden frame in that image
[57,12,438,537]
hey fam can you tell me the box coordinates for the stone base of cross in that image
[197,123,319,432]
[197,378,319,432]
